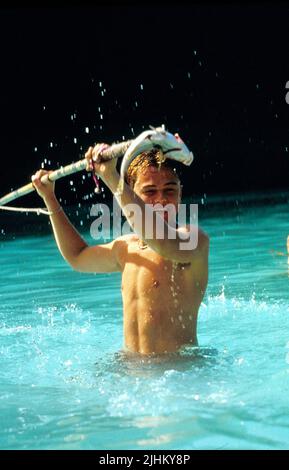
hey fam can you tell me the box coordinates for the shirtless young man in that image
[32,145,209,355]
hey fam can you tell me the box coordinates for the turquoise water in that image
[0,192,288,450]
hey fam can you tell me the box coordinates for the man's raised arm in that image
[31,168,121,273]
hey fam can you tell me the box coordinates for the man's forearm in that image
[44,195,87,265]
[103,172,202,262]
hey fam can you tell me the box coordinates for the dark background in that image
[0,2,289,208]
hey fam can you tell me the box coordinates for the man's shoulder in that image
[114,233,139,243]
[112,234,139,265]
[178,224,209,252]
[112,233,139,252]
[197,226,209,241]
[179,224,209,239]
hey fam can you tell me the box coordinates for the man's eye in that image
[144,191,155,195]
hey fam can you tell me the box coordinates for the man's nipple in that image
[152,279,160,288]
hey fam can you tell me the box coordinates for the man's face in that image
[133,166,181,222]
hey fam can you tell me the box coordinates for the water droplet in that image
[73,137,77,144]
[34,147,38,152]
[85,127,89,134]
[64,360,72,367]
[140,83,144,90]
[50,142,53,148]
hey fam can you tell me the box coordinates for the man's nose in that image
[154,192,168,205]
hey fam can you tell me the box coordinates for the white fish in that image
[117,124,194,194]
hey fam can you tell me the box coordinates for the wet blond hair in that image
[126,149,180,188]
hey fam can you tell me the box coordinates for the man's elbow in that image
[62,256,81,272]
[62,249,86,272]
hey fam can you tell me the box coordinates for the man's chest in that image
[122,250,195,297]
